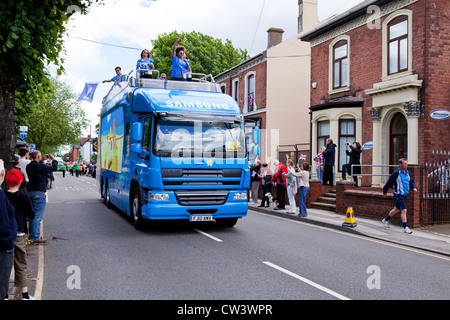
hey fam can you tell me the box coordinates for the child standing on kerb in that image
[5,170,35,299]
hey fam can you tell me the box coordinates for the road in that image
[36,172,449,301]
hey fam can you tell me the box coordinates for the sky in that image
[55,0,365,138]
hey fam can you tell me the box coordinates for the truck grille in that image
[174,190,229,206]
[162,168,242,187]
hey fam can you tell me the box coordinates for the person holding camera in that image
[341,141,362,186]
[26,151,57,244]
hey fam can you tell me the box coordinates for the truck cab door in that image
[133,117,152,190]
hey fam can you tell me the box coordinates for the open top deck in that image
[102,69,222,106]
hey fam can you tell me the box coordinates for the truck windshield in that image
[153,118,246,158]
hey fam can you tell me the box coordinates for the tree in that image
[150,30,249,79]
[16,78,89,155]
[0,0,101,173]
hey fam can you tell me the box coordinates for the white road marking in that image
[263,261,351,300]
[193,228,223,242]
[252,210,450,262]
[35,224,45,300]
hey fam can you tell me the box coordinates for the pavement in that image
[248,202,450,258]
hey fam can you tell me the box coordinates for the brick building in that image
[215,0,319,166]
[215,52,267,163]
[301,0,449,186]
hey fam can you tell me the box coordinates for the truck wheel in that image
[131,188,145,230]
[215,218,238,228]
[104,182,113,209]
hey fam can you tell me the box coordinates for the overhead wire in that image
[249,0,266,55]
[67,35,142,51]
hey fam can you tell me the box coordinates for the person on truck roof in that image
[137,49,154,79]
[181,52,192,81]
[103,66,125,83]
[171,37,189,81]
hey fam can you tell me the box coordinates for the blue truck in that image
[99,72,250,229]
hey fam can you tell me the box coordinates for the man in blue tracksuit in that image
[382,158,418,234]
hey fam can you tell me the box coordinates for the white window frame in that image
[328,35,350,95]
[244,71,256,113]
[232,78,239,103]
[381,9,413,80]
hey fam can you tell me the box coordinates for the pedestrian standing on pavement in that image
[75,163,79,177]
[26,151,58,244]
[272,160,288,210]
[297,162,310,217]
[46,160,55,189]
[313,146,326,181]
[382,158,418,234]
[61,162,66,178]
[0,159,17,300]
[250,160,261,204]
[5,170,35,300]
[283,160,298,214]
[18,147,31,185]
[258,163,273,208]
[322,138,336,186]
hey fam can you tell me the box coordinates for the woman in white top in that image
[297,162,310,217]
[283,160,298,214]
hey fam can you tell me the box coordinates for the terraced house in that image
[301,0,449,186]
[301,0,449,225]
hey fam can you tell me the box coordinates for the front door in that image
[390,113,408,168]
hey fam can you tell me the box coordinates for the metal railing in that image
[103,69,221,104]
[134,69,220,92]
[350,164,400,185]
[421,150,449,224]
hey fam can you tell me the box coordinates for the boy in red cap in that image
[5,170,35,300]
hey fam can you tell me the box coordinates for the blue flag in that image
[78,83,98,103]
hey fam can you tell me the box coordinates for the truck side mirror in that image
[131,143,142,154]
[132,122,143,142]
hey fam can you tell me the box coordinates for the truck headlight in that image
[149,193,170,201]
[233,192,247,200]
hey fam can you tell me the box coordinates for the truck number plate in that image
[190,215,213,222]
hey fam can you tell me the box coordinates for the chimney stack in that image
[298,0,319,33]
[267,27,284,49]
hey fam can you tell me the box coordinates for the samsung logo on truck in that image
[165,100,232,110]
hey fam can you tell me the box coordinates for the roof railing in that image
[103,69,221,104]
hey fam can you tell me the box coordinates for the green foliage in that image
[0,0,100,93]
[150,30,249,79]
[0,0,101,174]
[15,78,89,155]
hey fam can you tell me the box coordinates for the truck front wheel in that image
[131,187,145,230]
[215,217,238,228]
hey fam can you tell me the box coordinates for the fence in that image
[350,154,449,225]
[350,164,398,185]
[420,150,449,224]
